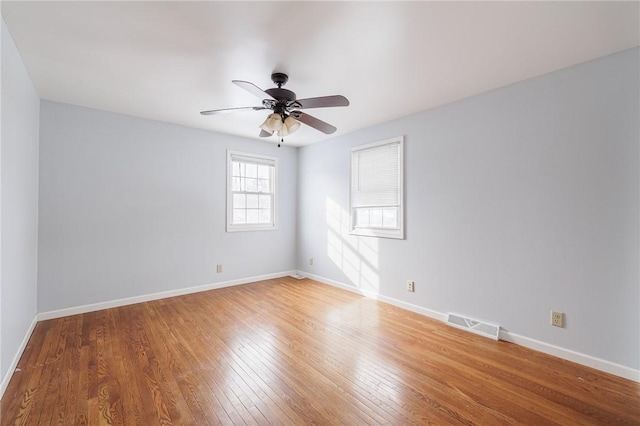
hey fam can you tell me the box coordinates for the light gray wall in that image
[1,18,40,384]
[297,48,639,370]
[38,101,297,312]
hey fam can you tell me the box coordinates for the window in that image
[350,136,404,239]
[227,150,277,232]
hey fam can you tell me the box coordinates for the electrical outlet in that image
[216,264,223,273]
[309,258,314,266]
[551,311,563,327]
[407,280,415,292]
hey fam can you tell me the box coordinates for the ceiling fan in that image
[200,73,349,146]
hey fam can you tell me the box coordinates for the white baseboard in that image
[38,270,296,321]
[0,315,38,399]
[297,270,640,383]
[499,331,640,382]
[301,271,447,322]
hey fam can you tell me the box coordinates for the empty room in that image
[1,1,639,424]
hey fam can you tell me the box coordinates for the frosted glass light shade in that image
[284,116,301,133]
[259,119,274,134]
[259,113,283,134]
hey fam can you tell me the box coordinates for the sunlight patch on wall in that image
[326,197,380,293]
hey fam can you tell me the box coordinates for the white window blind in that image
[229,153,275,168]
[352,143,400,208]
[350,136,404,239]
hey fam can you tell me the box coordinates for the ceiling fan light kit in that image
[259,113,284,134]
[260,114,301,137]
[283,116,301,134]
[201,72,349,146]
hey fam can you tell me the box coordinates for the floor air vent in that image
[446,313,500,340]
[290,273,306,280]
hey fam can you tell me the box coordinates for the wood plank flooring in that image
[2,277,639,425]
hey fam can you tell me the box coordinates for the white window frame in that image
[227,150,278,232]
[349,136,404,239]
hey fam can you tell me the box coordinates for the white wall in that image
[0,18,40,389]
[38,101,297,313]
[297,48,639,371]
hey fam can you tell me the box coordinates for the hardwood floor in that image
[2,277,639,425]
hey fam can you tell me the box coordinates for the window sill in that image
[350,228,403,240]
[227,224,278,232]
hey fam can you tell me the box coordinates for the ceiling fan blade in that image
[295,95,349,109]
[232,80,276,100]
[291,111,337,134]
[200,106,265,115]
[259,130,272,137]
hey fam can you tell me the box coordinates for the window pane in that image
[232,161,241,177]
[258,178,270,192]
[356,208,370,227]
[259,195,271,209]
[232,177,241,191]
[370,208,383,227]
[245,163,257,178]
[247,194,259,208]
[383,208,397,228]
[259,209,271,223]
[246,209,259,223]
[246,178,258,192]
[233,209,246,224]
[258,165,270,179]
[233,193,246,208]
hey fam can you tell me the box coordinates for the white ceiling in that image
[2,1,639,147]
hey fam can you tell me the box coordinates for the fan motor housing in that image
[265,87,296,102]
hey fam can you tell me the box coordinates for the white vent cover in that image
[446,313,500,340]
[290,273,306,280]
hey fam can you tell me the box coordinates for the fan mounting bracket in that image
[271,72,289,88]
